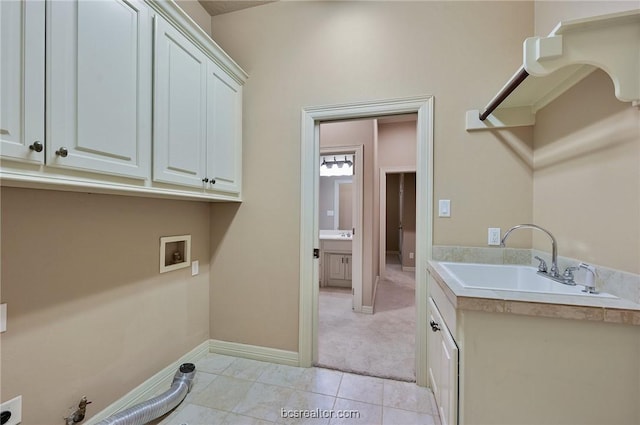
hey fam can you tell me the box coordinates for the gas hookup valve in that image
[64,396,92,425]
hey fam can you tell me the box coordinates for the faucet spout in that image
[501,224,559,277]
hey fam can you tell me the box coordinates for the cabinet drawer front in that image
[47,0,151,179]
[153,15,207,188]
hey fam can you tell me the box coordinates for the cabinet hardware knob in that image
[55,147,68,157]
[430,320,441,332]
[29,141,43,152]
[210,179,216,185]
[202,178,209,183]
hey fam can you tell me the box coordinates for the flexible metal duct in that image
[95,363,196,425]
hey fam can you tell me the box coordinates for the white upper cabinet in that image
[47,0,152,179]
[153,15,208,188]
[206,60,242,194]
[0,0,45,164]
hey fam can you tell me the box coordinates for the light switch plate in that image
[191,260,199,276]
[438,200,451,217]
[0,395,22,425]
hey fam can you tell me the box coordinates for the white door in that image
[153,15,207,188]
[206,60,242,194]
[0,0,44,164]
[47,0,151,178]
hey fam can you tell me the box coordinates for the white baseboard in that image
[209,339,299,366]
[85,340,210,425]
[361,305,374,314]
[402,266,416,272]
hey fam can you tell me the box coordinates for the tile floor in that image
[155,353,441,425]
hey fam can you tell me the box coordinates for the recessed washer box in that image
[160,235,191,273]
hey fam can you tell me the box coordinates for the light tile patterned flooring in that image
[156,353,441,425]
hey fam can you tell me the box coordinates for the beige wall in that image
[0,188,210,424]
[532,69,640,274]
[402,173,417,269]
[176,0,212,36]
[534,0,639,36]
[378,120,417,168]
[208,1,534,351]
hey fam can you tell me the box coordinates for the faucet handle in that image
[562,266,579,285]
[534,256,547,272]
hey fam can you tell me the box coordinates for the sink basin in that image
[439,262,617,298]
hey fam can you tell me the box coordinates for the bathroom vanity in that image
[427,261,640,425]
[319,231,352,287]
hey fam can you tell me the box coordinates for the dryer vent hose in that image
[95,363,196,425]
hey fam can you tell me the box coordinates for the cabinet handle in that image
[29,141,43,152]
[430,320,441,332]
[55,147,68,157]
[202,178,209,183]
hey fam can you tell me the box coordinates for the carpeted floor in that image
[317,254,416,382]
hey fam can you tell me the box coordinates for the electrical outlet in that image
[0,395,22,425]
[0,304,6,333]
[409,252,414,259]
[488,228,501,246]
[191,260,199,276]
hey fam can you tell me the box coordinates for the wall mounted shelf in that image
[466,9,640,131]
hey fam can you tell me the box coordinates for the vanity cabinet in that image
[0,0,44,165]
[0,0,246,201]
[47,0,152,179]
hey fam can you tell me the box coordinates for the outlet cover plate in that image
[488,228,501,246]
[0,395,22,425]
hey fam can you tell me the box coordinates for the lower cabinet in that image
[428,270,640,425]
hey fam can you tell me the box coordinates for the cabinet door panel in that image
[47,0,151,178]
[153,16,207,187]
[206,60,242,193]
[439,321,458,425]
[328,254,346,280]
[0,0,44,164]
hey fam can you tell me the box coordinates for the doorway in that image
[299,96,434,386]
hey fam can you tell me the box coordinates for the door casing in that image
[299,96,434,386]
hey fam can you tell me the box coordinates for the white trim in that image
[209,339,299,366]
[402,266,416,272]
[361,305,374,315]
[299,96,434,387]
[85,340,210,425]
[379,166,416,279]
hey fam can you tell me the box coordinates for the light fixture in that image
[320,155,354,176]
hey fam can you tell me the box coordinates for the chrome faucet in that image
[501,224,562,281]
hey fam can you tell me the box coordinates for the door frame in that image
[299,96,434,386]
[320,145,363,313]
[379,166,417,279]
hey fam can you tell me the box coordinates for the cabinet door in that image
[344,255,352,280]
[328,254,346,281]
[153,15,207,188]
[47,0,151,178]
[428,297,459,425]
[427,299,442,405]
[206,60,242,194]
[0,0,44,164]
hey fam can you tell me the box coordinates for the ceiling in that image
[198,0,276,16]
